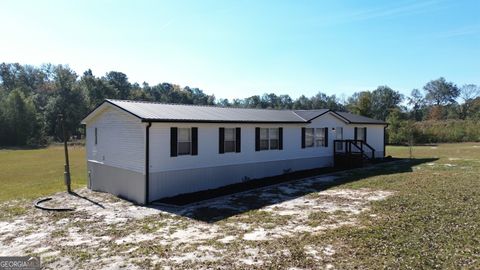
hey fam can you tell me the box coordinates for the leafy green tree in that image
[346,91,373,117]
[423,77,460,106]
[80,69,117,109]
[278,95,293,109]
[232,98,242,107]
[244,95,262,108]
[371,86,403,121]
[386,109,416,144]
[105,71,130,99]
[293,95,312,109]
[408,89,426,121]
[0,89,38,146]
[260,93,279,108]
[0,63,22,92]
[466,97,480,119]
[217,98,231,107]
[188,87,215,105]
[130,82,152,101]
[45,66,87,139]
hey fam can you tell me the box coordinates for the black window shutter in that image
[170,127,178,157]
[219,128,225,154]
[255,127,260,151]
[354,127,358,141]
[235,127,241,153]
[363,127,367,142]
[191,127,198,155]
[324,127,329,147]
[301,127,306,148]
[278,127,283,150]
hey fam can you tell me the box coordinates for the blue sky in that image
[1,0,479,100]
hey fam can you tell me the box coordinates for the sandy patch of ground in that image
[0,174,393,269]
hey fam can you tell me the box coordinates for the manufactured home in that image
[81,99,387,204]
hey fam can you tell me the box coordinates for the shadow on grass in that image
[149,157,436,223]
[70,191,105,209]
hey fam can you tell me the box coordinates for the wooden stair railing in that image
[333,140,376,167]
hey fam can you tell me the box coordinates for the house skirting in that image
[87,161,146,204]
[148,156,332,201]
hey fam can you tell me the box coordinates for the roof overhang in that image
[82,100,308,125]
[139,119,307,124]
[328,111,388,126]
[81,100,144,124]
[81,99,387,126]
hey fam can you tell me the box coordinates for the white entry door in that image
[335,127,343,151]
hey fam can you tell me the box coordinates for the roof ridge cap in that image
[107,99,303,112]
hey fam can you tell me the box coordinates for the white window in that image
[305,128,314,148]
[260,128,269,150]
[269,128,279,150]
[177,128,192,155]
[315,128,326,147]
[259,128,281,150]
[224,128,236,153]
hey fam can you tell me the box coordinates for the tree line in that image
[0,62,479,147]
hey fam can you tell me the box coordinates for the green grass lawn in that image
[313,142,480,269]
[0,145,86,202]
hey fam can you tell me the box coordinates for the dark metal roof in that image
[293,110,330,121]
[334,111,387,124]
[106,99,306,123]
[83,99,387,125]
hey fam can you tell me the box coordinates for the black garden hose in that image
[34,197,75,212]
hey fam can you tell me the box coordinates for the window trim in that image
[302,127,329,148]
[220,127,241,154]
[258,127,282,151]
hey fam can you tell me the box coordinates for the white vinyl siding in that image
[147,112,385,172]
[85,107,145,173]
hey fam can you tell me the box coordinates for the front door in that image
[335,127,343,151]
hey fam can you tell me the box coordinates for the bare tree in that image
[460,84,480,102]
